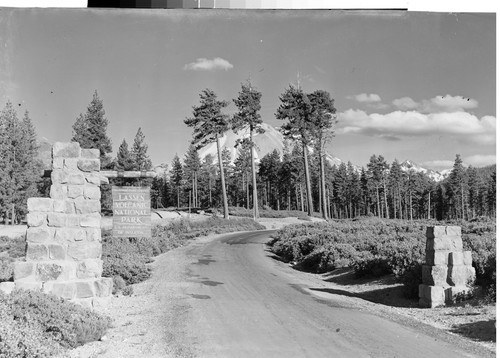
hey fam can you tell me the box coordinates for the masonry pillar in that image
[419,226,475,308]
[13,142,112,308]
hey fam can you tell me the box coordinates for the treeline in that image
[153,144,496,221]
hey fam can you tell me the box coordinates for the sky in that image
[0,9,496,171]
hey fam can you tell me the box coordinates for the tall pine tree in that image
[184,89,230,219]
[71,90,113,168]
[232,81,264,219]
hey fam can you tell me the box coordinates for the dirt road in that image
[175,230,488,357]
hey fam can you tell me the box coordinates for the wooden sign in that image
[112,186,151,238]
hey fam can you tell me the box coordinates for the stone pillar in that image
[13,142,112,308]
[419,226,475,308]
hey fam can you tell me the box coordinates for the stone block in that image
[465,265,476,285]
[463,251,473,266]
[449,252,464,265]
[53,157,64,169]
[47,213,67,227]
[66,214,80,227]
[425,250,449,266]
[26,212,47,227]
[51,169,69,184]
[77,259,103,279]
[68,173,85,185]
[84,185,101,200]
[86,228,101,242]
[43,281,76,300]
[67,185,84,199]
[64,158,79,170]
[0,282,15,295]
[27,227,54,243]
[48,244,66,260]
[36,262,64,281]
[426,236,463,251]
[50,184,68,200]
[15,280,42,291]
[78,159,100,172]
[67,242,102,260]
[446,226,461,236]
[75,280,96,298]
[422,264,448,286]
[27,198,54,212]
[419,284,445,308]
[14,261,35,280]
[75,199,101,214]
[85,173,101,185]
[426,226,447,239]
[53,200,75,214]
[53,142,81,158]
[26,244,48,261]
[448,265,470,286]
[80,213,101,228]
[55,228,86,243]
[94,277,113,297]
[82,148,100,159]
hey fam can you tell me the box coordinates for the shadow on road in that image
[451,320,496,342]
[309,286,419,308]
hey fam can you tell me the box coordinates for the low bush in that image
[0,235,26,259]
[0,256,14,282]
[0,289,111,356]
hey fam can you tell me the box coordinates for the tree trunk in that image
[177,187,180,209]
[303,143,314,216]
[383,178,389,219]
[299,182,304,212]
[319,148,328,220]
[216,135,229,219]
[427,191,431,220]
[250,130,259,219]
[376,185,381,218]
[409,191,413,221]
[209,176,212,208]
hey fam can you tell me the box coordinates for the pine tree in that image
[447,154,468,219]
[0,103,42,223]
[308,90,337,220]
[183,145,202,208]
[115,139,135,171]
[71,90,113,168]
[131,127,153,171]
[184,89,230,219]
[276,85,314,216]
[170,154,184,208]
[232,81,265,219]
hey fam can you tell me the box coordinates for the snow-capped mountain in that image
[400,160,450,182]
[198,122,346,167]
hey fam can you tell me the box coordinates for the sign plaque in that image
[112,186,151,238]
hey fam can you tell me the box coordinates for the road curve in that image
[180,230,485,358]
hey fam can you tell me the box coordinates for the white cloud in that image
[349,93,382,103]
[463,154,497,167]
[392,97,419,110]
[338,109,496,144]
[392,95,479,113]
[183,57,234,71]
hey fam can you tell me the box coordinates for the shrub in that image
[112,275,126,294]
[400,262,423,299]
[0,256,14,282]
[122,286,133,296]
[0,235,26,259]
[0,298,62,358]
[2,289,111,350]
